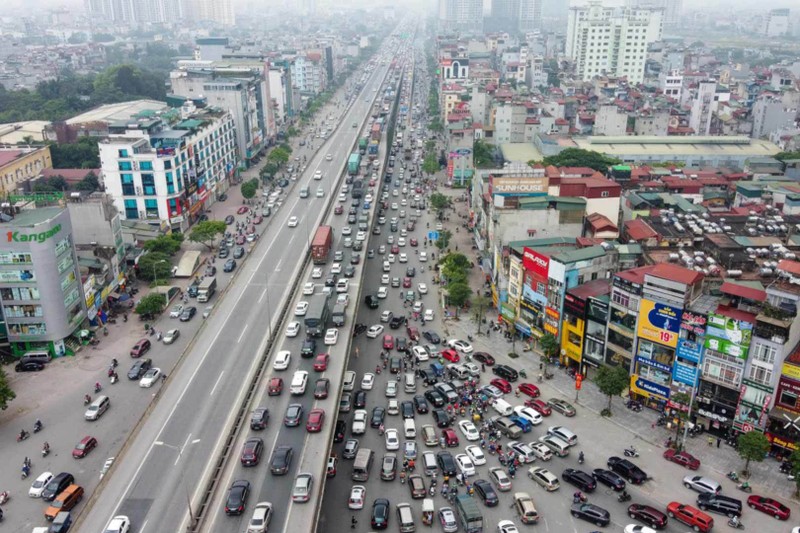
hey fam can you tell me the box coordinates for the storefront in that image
[631,299,682,405]
[561,292,586,370]
[695,380,740,439]
[765,368,800,458]
[583,296,609,373]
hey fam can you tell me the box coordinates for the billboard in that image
[522,248,549,278]
[704,312,752,358]
[636,299,682,348]
[492,176,548,196]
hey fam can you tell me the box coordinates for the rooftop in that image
[66,99,169,125]
[568,279,611,300]
[1,207,63,227]
[500,143,543,163]
[616,265,658,284]
[719,281,767,302]
[649,263,704,285]
[573,136,780,158]
[552,245,608,264]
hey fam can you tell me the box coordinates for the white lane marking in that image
[258,288,267,303]
[140,519,149,533]
[274,258,283,272]
[237,324,249,343]
[174,433,193,466]
[209,372,225,396]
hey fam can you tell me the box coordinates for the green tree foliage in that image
[135,292,167,317]
[138,252,172,282]
[537,148,621,172]
[789,449,800,496]
[241,178,259,200]
[435,229,452,251]
[268,147,291,166]
[0,368,16,411]
[429,192,451,217]
[143,234,183,256]
[670,391,692,445]
[595,365,630,414]
[74,172,101,192]
[736,430,770,474]
[539,333,559,362]
[775,151,800,161]
[422,153,439,176]
[188,220,226,251]
[33,175,69,192]
[473,139,494,168]
[49,137,101,168]
[447,282,472,313]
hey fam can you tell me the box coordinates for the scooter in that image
[21,464,30,480]
[624,446,639,458]
[617,491,632,502]
[726,471,739,482]
[0,491,9,504]
[17,430,29,442]
[736,482,752,493]
[727,518,745,530]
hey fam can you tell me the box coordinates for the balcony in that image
[754,311,792,344]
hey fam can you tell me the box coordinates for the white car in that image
[385,428,400,450]
[403,441,417,460]
[387,399,399,415]
[458,420,480,441]
[447,339,474,354]
[326,153,333,161]
[29,471,53,497]
[163,329,180,345]
[624,526,657,533]
[103,516,131,533]
[302,282,315,295]
[381,274,390,284]
[489,466,513,492]
[380,310,393,323]
[385,380,398,397]
[513,406,544,426]
[527,466,560,491]
[388,253,396,263]
[508,442,536,463]
[439,507,458,533]
[529,442,553,461]
[348,485,366,510]
[387,235,395,244]
[377,286,388,299]
[338,193,347,202]
[352,410,367,435]
[342,226,352,235]
[356,231,367,242]
[285,321,301,337]
[397,237,406,247]
[361,373,375,390]
[311,267,323,279]
[139,367,162,388]
[412,301,424,313]
[288,216,299,227]
[412,345,429,362]
[273,350,291,370]
[424,309,434,321]
[419,252,427,262]
[497,520,520,533]
[331,262,342,274]
[247,502,273,533]
[325,328,339,345]
[367,325,385,338]
[465,445,486,466]
[294,301,309,316]
[391,202,399,210]
[418,283,428,294]
[169,304,184,318]
[455,454,476,477]
[463,362,480,376]
[343,237,353,248]
[398,253,408,263]
[336,279,349,293]
[316,188,324,198]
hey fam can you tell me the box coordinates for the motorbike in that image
[617,491,632,503]
[727,518,745,530]
[89,338,100,346]
[21,465,30,480]
[624,446,639,458]
[17,430,29,442]
[0,491,9,504]
[626,400,643,412]
[42,446,50,457]
[726,471,739,482]
[578,452,584,464]
[84,394,92,405]
[573,493,588,504]
[94,382,102,394]
[33,420,42,433]
[736,482,752,493]
[110,373,118,384]
[519,370,527,379]
[544,372,554,380]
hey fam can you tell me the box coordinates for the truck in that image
[311,225,333,264]
[455,494,483,533]
[370,123,381,141]
[351,180,364,199]
[304,295,330,337]
[348,153,361,175]
[358,137,368,155]
[368,140,379,159]
[196,277,217,303]
[404,147,412,160]
[331,303,346,327]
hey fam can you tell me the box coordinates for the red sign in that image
[575,375,583,390]
[523,247,549,278]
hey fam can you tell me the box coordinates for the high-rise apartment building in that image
[626,0,681,27]
[437,0,483,34]
[763,8,790,37]
[566,1,663,84]
[519,0,542,32]
[689,80,717,136]
[86,0,232,25]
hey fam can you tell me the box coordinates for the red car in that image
[235,235,246,245]
[313,353,329,371]
[252,215,263,225]
[663,449,700,470]
[747,495,791,520]
[517,383,540,398]
[314,378,330,399]
[403,277,412,288]
[237,206,249,214]
[406,326,420,341]
[130,338,151,358]
[268,377,283,396]
[383,335,394,350]
[240,437,263,466]
[440,349,460,363]
[410,238,418,247]
[369,178,376,187]
[473,352,495,366]
[335,204,344,215]
[73,435,98,458]
[442,428,459,447]
[391,245,400,254]
[306,408,325,432]
[525,398,551,416]
[490,378,511,394]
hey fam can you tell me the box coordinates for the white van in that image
[404,373,416,393]
[492,398,514,417]
[84,395,110,421]
[422,451,437,476]
[299,186,310,198]
[397,503,416,532]
[290,371,308,395]
[404,418,416,439]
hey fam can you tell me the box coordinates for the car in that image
[412,395,428,413]
[487,465,513,491]
[130,338,151,357]
[237,206,249,215]
[301,336,317,357]
[333,420,347,443]
[29,471,54,497]
[387,399,399,415]
[224,215,235,225]
[381,310,393,323]
[103,516,132,533]
[508,442,536,463]
[497,520,520,533]
[627,503,668,529]
[547,426,577,446]
[436,451,457,476]
[354,390,367,408]
[371,498,390,530]
[481,385,504,399]
[270,446,293,475]
[401,400,415,419]
[223,258,237,272]
[440,349,460,363]
[624,526,658,533]
[162,328,180,344]
[284,404,303,427]
[139,367,162,387]
[447,339,474,354]
[361,373,376,390]
[663,449,700,470]
[466,445,487,465]
[682,475,721,494]
[697,492,743,518]
[389,315,406,329]
[455,454,476,476]
[371,406,386,427]
[526,398,552,416]
[288,216,299,227]
[404,440,417,460]
[327,454,338,477]
[72,434,98,459]
[391,277,400,287]
[402,277,412,288]
[424,331,441,344]
[473,479,499,507]
[438,507,458,532]
[425,389,446,407]
[15,360,45,372]
[343,438,360,459]
[490,378,511,394]
[424,309,434,321]
[513,406,544,426]
[385,380,398,397]
[349,485,367,510]
[492,364,518,382]
[306,408,325,432]
[127,358,152,380]
[291,473,313,503]
[233,246,245,258]
[353,323,368,337]
[218,246,230,259]
[247,502,273,533]
[548,398,576,416]
[529,442,553,461]
[311,267,323,279]
[607,456,648,484]
[385,429,400,450]
[528,466,560,491]
[366,324,385,339]
[169,304,184,318]
[458,420,480,441]
[294,301,309,316]
[562,468,596,491]
[593,468,626,491]
[412,346,429,363]
[571,502,610,527]
[352,409,368,435]
[324,329,339,345]
[273,350,291,370]
[240,437,264,466]
[748,495,791,520]
[382,334,394,349]
[302,282,315,295]
[518,383,540,398]
[250,407,269,430]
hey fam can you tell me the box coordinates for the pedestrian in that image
[707,436,714,447]
[481,363,486,372]
[716,438,721,448]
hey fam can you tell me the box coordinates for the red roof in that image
[616,265,658,284]
[624,219,658,241]
[649,263,704,285]
[41,168,99,181]
[714,305,757,325]
[586,213,618,232]
[719,281,766,302]
[0,150,24,167]
[568,279,611,300]
[778,260,800,277]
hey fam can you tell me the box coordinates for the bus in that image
[304,295,330,337]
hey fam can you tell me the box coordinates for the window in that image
[145,199,159,219]
[166,172,175,194]
[141,174,156,195]
[120,173,135,195]
[612,291,630,307]
[747,365,773,386]
[124,199,138,220]
[118,149,129,158]
[118,161,132,171]
[568,331,582,347]
[140,161,153,171]
[601,191,610,197]
[779,389,798,410]
[751,343,777,365]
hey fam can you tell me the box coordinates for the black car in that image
[314,378,330,399]
[233,247,245,259]
[389,315,406,329]
[219,194,228,202]
[697,493,743,518]
[419,369,438,387]
[205,266,217,277]
[562,468,597,492]
[224,480,250,515]
[570,503,610,527]
[364,295,380,309]
[436,451,457,476]
[390,357,402,373]
[344,265,357,277]
[353,323,368,336]
[270,446,293,475]
[223,259,237,272]
[626,504,668,528]
[179,306,197,322]
[396,337,408,352]
[343,439,359,459]
[15,360,45,372]
[371,498,390,530]
[348,215,356,224]
[218,247,230,259]
[325,274,338,287]
[127,358,152,380]
[250,407,269,430]
[284,403,303,427]
[371,406,386,427]
[473,479,499,507]
[607,456,648,484]
[492,364,519,382]
[413,395,429,414]
[301,337,317,356]
[473,352,495,365]
[354,390,367,409]
[406,267,416,277]
[432,408,451,428]
[334,420,346,442]
[592,468,626,491]
[224,215,235,225]
[423,330,441,344]
[424,389,446,407]
[42,472,74,501]
[277,178,289,187]
[401,401,415,419]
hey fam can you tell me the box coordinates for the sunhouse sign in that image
[6,224,62,244]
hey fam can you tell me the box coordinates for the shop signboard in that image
[544,306,559,335]
[500,302,516,321]
[564,293,586,317]
[676,338,703,364]
[673,361,699,387]
[636,299,682,348]
[631,374,671,399]
[704,312,752,359]
[522,248,549,278]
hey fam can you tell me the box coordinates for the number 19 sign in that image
[637,299,683,348]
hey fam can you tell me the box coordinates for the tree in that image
[33,175,69,192]
[422,153,439,176]
[670,391,692,447]
[241,178,259,200]
[443,252,470,271]
[447,282,472,315]
[135,292,167,317]
[537,148,621,173]
[137,252,172,282]
[539,333,559,363]
[429,192,451,218]
[0,368,16,411]
[143,234,182,255]
[789,449,800,496]
[49,137,101,168]
[595,365,630,415]
[74,172,100,192]
[472,294,492,333]
[473,139,494,168]
[435,230,452,251]
[188,220,226,251]
[425,139,436,152]
[736,431,770,475]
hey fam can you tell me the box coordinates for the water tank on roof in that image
[669,253,680,262]
[727,270,743,277]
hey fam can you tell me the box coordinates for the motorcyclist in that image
[573,490,584,502]
[84,394,92,405]
[730,515,740,527]
[18,429,28,440]
[43,441,50,453]
[34,419,42,431]
[95,381,102,392]
[619,489,630,500]
[578,451,585,463]
[112,358,118,368]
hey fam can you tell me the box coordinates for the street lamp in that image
[153,259,167,286]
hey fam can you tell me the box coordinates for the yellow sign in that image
[782,363,800,381]
[636,299,681,348]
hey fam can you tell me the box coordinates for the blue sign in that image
[428,231,440,241]
[635,377,671,399]
[676,338,703,364]
[673,361,699,387]
[635,356,672,374]
[646,302,682,334]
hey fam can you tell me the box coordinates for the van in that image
[421,425,437,447]
[84,395,110,421]
[404,373,417,393]
[396,502,416,532]
[343,371,356,392]
[331,303,346,327]
[290,371,308,395]
[422,451,437,476]
[404,418,417,439]
[492,399,514,417]
[514,492,540,524]
[539,435,570,457]
[299,186,310,198]
[667,502,714,532]
[408,475,426,499]
[21,351,51,365]
[352,448,374,482]
[383,261,391,272]
[44,484,84,520]
[447,364,468,380]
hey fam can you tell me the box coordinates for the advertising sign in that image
[564,293,586,317]
[676,338,703,364]
[631,374,671,399]
[522,248,549,278]
[680,311,707,335]
[492,176,548,195]
[673,361,699,387]
[500,302,516,321]
[636,299,682,348]
[544,306,559,335]
[705,312,752,359]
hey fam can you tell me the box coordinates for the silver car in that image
[438,506,458,532]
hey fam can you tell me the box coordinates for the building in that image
[0,147,53,196]
[566,1,663,84]
[292,54,327,96]
[437,0,483,34]
[763,8,790,37]
[626,0,682,27]
[751,95,797,140]
[46,100,169,144]
[0,207,86,358]
[487,0,519,32]
[84,0,184,24]
[689,80,717,136]
[518,0,542,32]
[659,69,683,101]
[561,279,612,374]
[186,0,235,26]
[99,105,238,233]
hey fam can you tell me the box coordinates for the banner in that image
[705,312,752,359]
[636,299,682,348]
[522,248,549,278]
